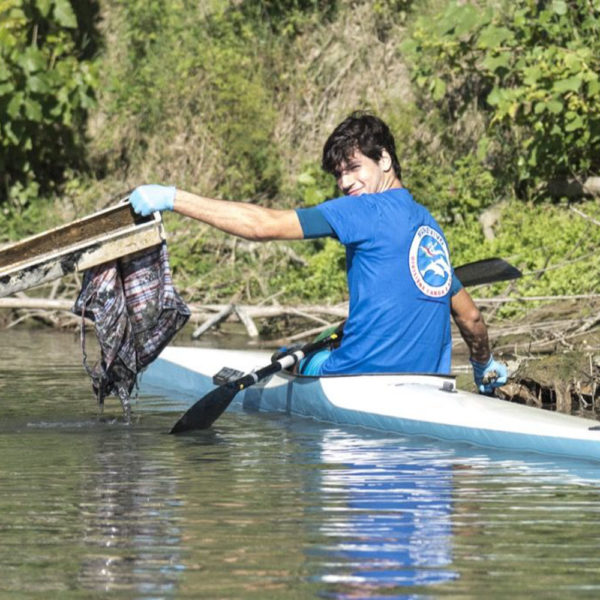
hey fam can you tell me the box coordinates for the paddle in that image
[169,257,521,434]
[453,257,521,287]
[169,331,341,433]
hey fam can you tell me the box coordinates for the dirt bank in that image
[475,298,600,420]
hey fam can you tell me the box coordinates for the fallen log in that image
[0,297,349,317]
[192,304,234,339]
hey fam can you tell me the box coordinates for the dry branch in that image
[192,303,234,339]
[474,294,600,304]
[0,296,349,318]
[233,305,259,338]
[570,205,600,227]
[0,298,74,310]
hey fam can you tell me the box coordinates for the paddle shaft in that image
[232,338,330,391]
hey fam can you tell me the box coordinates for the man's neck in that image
[380,175,403,192]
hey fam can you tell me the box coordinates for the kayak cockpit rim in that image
[275,369,457,392]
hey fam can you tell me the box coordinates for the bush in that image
[0,0,99,207]
[405,153,501,223]
[403,0,600,197]
[445,199,600,316]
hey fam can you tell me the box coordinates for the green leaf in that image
[527,145,537,166]
[17,48,45,74]
[523,65,543,86]
[24,98,43,121]
[445,4,480,37]
[432,77,446,101]
[553,76,582,93]
[563,52,583,71]
[486,86,503,107]
[304,188,326,206]
[552,0,568,15]
[36,0,53,17]
[53,0,77,28]
[2,121,19,145]
[27,74,50,94]
[482,53,511,72]
[0,81,14,95]
[7,92,23,118]
[588,78,600,95]
[476,136,490,161]
[0,59,10,82]
[547,99,563,114]
[564,113,584,132]
[400,38,418,56]
[297,172,315,186]
[477,25,512,49]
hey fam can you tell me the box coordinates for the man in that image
[130,112,506,393]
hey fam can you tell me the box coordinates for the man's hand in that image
[470,355,508,394]
[130,185,176,216]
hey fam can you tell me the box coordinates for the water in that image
[2,328,600,598]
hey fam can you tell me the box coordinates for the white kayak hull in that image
[140,346,600,462]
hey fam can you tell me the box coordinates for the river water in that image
[2,327,600,599]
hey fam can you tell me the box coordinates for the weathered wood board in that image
[0,202,165,298]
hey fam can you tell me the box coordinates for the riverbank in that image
[2,291,600,421]
[457,296,600,420]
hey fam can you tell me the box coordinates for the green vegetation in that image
[2,0,599,320]
[0,0,98,209]
[403,0,600,197]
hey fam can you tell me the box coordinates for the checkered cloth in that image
[73,242,190,420]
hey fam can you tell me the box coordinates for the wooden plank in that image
[0,203,152,269]
[0,202,165,298]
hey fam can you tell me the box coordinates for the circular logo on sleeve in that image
[408,226,452,297]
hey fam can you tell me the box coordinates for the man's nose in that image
[338,172,352,192]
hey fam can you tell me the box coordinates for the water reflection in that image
[305,428,600,599]
[76,429,183,595]
[310,431,456,598]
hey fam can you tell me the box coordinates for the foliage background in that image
[1,0,599,325]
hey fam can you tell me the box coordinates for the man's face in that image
[334,150,389,196]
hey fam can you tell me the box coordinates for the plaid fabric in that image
[73,242,190,420]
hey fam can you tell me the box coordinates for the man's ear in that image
[379,150,392,172]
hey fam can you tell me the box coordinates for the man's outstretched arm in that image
[130,184,304,241]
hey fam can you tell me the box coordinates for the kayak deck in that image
[140,346,600,463]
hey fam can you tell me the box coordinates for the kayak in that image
[139,346,600,462]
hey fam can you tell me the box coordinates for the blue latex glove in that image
[129,184,176,216]
[470,355,508,394]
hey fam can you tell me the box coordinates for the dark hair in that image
[321,111,402,179]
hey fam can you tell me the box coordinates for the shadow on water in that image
[2,328,600,598]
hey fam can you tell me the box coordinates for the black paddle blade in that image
[454,258,521,287]
[170,385,239,434]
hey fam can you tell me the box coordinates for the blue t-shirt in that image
[296,188,453,375]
